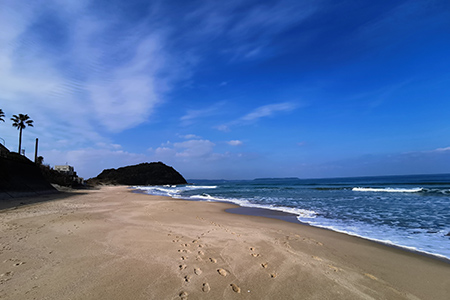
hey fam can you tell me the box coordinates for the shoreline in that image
[225,205,450,264]
[1,186,449,299]
[134,187,450,264]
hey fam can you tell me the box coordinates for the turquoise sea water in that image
[134,174,450,261]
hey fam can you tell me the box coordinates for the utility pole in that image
[34,138,39,163]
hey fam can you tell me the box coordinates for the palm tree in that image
[11,114,34,154]
[0,109,5,122]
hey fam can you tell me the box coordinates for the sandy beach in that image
[0,186,449,300]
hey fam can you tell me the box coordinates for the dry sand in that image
[0,186,449,299]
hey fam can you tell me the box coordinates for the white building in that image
[54,165,75,176]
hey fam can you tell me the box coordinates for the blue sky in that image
[1,0,450,179]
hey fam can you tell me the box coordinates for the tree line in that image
[0,108,34,155]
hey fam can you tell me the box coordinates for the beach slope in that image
[0,186,448,299]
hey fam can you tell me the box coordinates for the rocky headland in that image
[87,162,187,186]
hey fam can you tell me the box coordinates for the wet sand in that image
[0,186,449,299]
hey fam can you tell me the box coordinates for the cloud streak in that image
[0,1,190,153]
[180,102,226,126]
[183,0,319,60]
[241,102,298,121]
[217,102,298,131]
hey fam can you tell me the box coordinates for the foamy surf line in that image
[187,193,317,219]
[132,185,317,218]
[302,222,450,263]
[132,185,450,262]
[352,187,424,193]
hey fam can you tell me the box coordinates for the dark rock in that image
[87,162,187,186]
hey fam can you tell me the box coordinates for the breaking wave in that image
[352,187,424,193]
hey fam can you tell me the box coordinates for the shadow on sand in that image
[0,190,89,211]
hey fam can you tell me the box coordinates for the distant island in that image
[87,162,187,186]
[253,177,300,181]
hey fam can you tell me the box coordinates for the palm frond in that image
[11,113,34,129]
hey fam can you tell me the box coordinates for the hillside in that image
[87,162,187,186]
[0,152,57,199]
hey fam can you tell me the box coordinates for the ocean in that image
[133,174,450,261]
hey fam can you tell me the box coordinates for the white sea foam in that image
[134,186,181,195]
[299,216,450,261]
[133,185,218,197]
[352,187,423,193]
[187,193,317,219]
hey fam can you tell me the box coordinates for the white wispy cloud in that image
[241,102,297,121]
[431,147,450,152]
[352,1,450,56]
[149,137,259,179]
[185,0,319,60]
[216,102,298,131]
[227,140,243,146]
[215,125,230,132]
[179,134,202,139]
[0,0,206,180]
[153,138,244,160]
[41,148,148,178]
[173,139,216,158]
[180,102,226,125]
[0,1,187,150]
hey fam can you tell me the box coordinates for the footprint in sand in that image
[209,258,217,263]
[270,273,278,278]
[0,271,14,284]
[261,262,268,268]
[198,250,204,255]
[364,273,378,281]
[202,282,211,293]
[250,247,255,251]
[179,291,188,299]
[179,264,187,270]
[328,265,339,272]
[230,283,241,293]
[184,275,191,283]
[181,256,188,260]
[194,267,202,275]
[217,268,228,276]
[251,253,260,257]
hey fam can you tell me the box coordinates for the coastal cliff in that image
[87,162,187,186]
